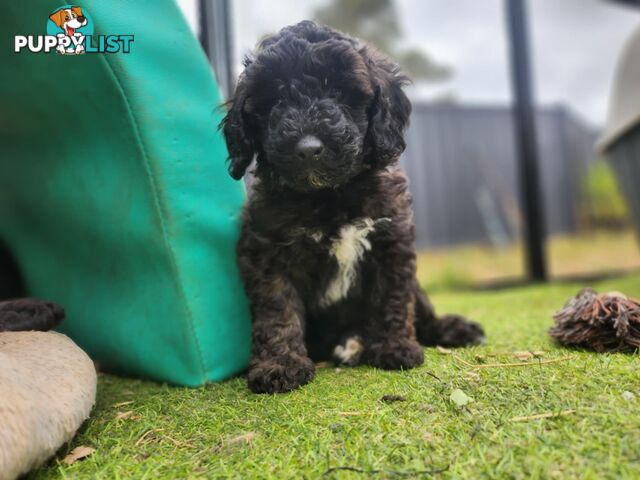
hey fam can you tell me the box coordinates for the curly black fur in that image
[0,298,65,332]
[221,21,485,394]
[0,244,65,332]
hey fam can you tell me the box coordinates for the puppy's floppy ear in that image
[71,6,83,17]
[49,9,66,28]
[220,72,256,180]
[362,47,412,167]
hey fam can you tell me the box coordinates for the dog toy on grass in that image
[550,288,640,352]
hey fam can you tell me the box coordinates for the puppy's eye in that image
[65,15,70,20]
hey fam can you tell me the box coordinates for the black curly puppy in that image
[222,21,485,394]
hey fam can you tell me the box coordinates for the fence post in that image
[505,0,548,281]
[199,0,235,100]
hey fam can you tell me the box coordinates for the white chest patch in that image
[319,217,382,307]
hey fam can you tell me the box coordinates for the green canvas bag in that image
[0,0,251,386]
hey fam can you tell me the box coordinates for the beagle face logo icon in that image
[13,5,134,54]
[46,6,94,54]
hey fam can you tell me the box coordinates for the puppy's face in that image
[222,21,411,192]
[49,7,87,32]
[248,42,372,191]
[65,8,87,29]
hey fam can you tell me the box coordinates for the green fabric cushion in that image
[0,0,251,386]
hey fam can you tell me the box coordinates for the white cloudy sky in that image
[177,0,640,128]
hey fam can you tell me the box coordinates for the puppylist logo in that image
[14,5,134,55]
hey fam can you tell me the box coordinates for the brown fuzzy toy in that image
[550,288,640,352]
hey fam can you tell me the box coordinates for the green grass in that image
[31,274,640,479]
[418,230,640,291]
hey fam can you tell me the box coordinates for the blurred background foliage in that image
[582,160,629,230]
[314,0,451,82]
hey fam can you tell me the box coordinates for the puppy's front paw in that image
[367,337,424,370]
[0,298,65,332]
[247,354,315,394]
[436,314,485,347]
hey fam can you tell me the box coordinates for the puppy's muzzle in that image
[295,135,324,162]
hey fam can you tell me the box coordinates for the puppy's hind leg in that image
[413,281,485,347]
[332,333,365,367]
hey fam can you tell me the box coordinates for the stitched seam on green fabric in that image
[97,54,208,383]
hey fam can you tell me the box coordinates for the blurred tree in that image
[314,0,451,82]
[581,160,629,230]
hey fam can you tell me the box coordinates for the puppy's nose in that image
[78,15,86,23]
[295,135,324,161]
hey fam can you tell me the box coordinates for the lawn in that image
[30,273,640,479]
[418,230,640,290]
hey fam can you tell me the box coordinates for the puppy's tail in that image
[0,299,65,332]
[413,281,485,347]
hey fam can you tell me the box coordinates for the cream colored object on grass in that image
[597,26,640,152]
[0,331,97,480]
